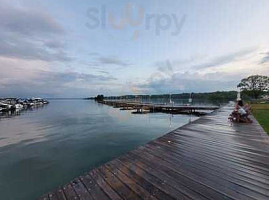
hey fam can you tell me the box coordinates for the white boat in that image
[15,104,23,110]
[0,102,12,111]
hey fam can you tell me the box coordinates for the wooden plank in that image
[152,139,269,181]
[172,129,269,156]
[114,155,210,200]
[153,140,269,185]
[80,174,110,200]
[174,127,269,149]
[139,146,269,199]
[62,184,79,200]
[105,162,158,200]
[160,134,269,167]
[164,132,266,157]
[182,126,269,146]
[118,157,193,200]
[153,139,269,176]
[110,159,176,200]
[71,178,93,200]
[48,192,59,200]
[155,139,269,178]
[89,168,123,200]
[55,188,66,200]
[124,153,236,200]
[144,143,269,189]
[97,165,142,200]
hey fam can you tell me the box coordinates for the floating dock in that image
[102,100,219,115]
[39,105,269,200]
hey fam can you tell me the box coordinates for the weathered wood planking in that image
[39,105,269,200]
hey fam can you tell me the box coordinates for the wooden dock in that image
[102,100,219,115]
[39,105,269,200]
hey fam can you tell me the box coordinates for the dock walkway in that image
[102,100,219,111]
[39,105,269,200]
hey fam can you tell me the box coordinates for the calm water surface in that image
[0,100,197,200]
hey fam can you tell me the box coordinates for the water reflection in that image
[0,100,198,200]
[0,105,50,148]
[0,104,48,120]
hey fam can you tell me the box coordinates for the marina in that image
[102,100,219,116]
[1,0,269,199]
[0,98,49,113]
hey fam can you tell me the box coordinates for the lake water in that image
[0,100,198,200]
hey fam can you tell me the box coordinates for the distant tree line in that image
[102,91,238,103]
[88,75,269,103]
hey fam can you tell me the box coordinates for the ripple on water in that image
[0,100,197,200]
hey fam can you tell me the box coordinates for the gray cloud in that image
[136,59,241,94]
[0,69,117,98]
[130,47,262,95]
[82,55,132,69]
[137,72,237,94]
[44,40,66,49]
[98,70,110,75]
[259,52,269,64]
[156,60,174,77]
[98,56,131,67]
[0,2,71,62]
[0,3,63,36]
[0,32,71,61]
[37,71,116,83]
[193,47,256,69]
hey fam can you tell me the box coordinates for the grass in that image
[251,103,269,134]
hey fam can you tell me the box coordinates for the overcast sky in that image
[1,0,269,98]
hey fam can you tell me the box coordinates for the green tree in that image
[95,95,104,102]
[237,75,269,99]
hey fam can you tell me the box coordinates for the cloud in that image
[193,47,256,69]
[156,60,174,77]
[98,70,110,75]
[97,56,131,67]
[133,59,244,94]
[37,71,117,83]
[0,70,117,97]
[0,56,117,98]
[0,32,71,61]
[82,55,132,69]
[0,2,63,36]
[130,47,269,95]
[0,1,71,62]
[44,40,66,49]
[259,52,269,64]
[136,71,238,94]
